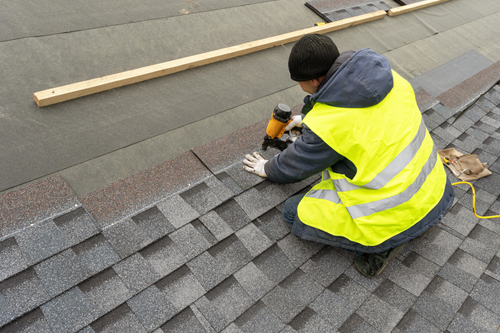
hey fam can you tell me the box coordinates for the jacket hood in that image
[310,48,394,109]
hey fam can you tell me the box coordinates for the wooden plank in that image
[387,0,450,17]
[34,10,386,107]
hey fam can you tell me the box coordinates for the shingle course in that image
[3,65,500,333]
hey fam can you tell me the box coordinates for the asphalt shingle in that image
[101,219,153,259]
[14,219,70,266]
[72,234,121,275]
[0,237,28,282]
[90,303,147,333]
[0,268,50,316]
[53,207,99,247]
[131,206,175,242]
[195,276,254,331]
[3,57,500,333]
[113,253,160,294]
[156,264,205,312]
[34,248,92,297]
[78,268,132,318]
[41,287,95,333]
[126,285,176,331]
[261,269,323,323]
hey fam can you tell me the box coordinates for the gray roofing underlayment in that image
[1,48,500,332]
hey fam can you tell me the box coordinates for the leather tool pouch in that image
[438,148,492,181]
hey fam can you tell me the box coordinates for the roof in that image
[2,0,500,332]
[1,47,500,331]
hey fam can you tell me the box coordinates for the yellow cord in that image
[452,181,500,219]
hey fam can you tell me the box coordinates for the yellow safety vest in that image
[297,71,447,246]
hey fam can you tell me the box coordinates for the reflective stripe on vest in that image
[305,145,438,219]
[333,119,427,192]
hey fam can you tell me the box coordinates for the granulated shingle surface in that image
[1,57,500,332]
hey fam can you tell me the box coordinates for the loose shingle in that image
[126,285,176,331]
[140,236,187,278]
[179,182,223,215]
[53,207,99,247]
[15,219,70,265]
[113,253,160,293]
[90,303,147,333]
[261,269,323,323]
[101,219,153,259]
[131,206,175,242]
[157,194,200,229]
[156,265,205,312]
[41,287,95,333]
[0,268,50,316]
[79,268,132,318]
[34,248,92,297]
[72,233,121,275]
[0,237,27,282]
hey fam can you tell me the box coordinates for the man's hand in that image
[243,152,267,177]
[285,115,303,132]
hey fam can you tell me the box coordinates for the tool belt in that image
[438,148,491,181]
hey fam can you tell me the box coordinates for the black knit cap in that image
[288,34,340,81]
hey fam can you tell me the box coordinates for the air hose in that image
[452,181,500,219]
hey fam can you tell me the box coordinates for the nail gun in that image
[261,103,302,151]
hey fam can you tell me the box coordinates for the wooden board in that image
[34,10,386,107]
[387,0,449,16]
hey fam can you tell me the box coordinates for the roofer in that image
[243,34,455,278]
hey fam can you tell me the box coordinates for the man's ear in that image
[312,76,324,89]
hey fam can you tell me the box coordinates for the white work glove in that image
[243,152,267,177]
[285,115,303,132]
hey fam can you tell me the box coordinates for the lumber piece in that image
[34,10,386,107]
[387,0,449,17]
